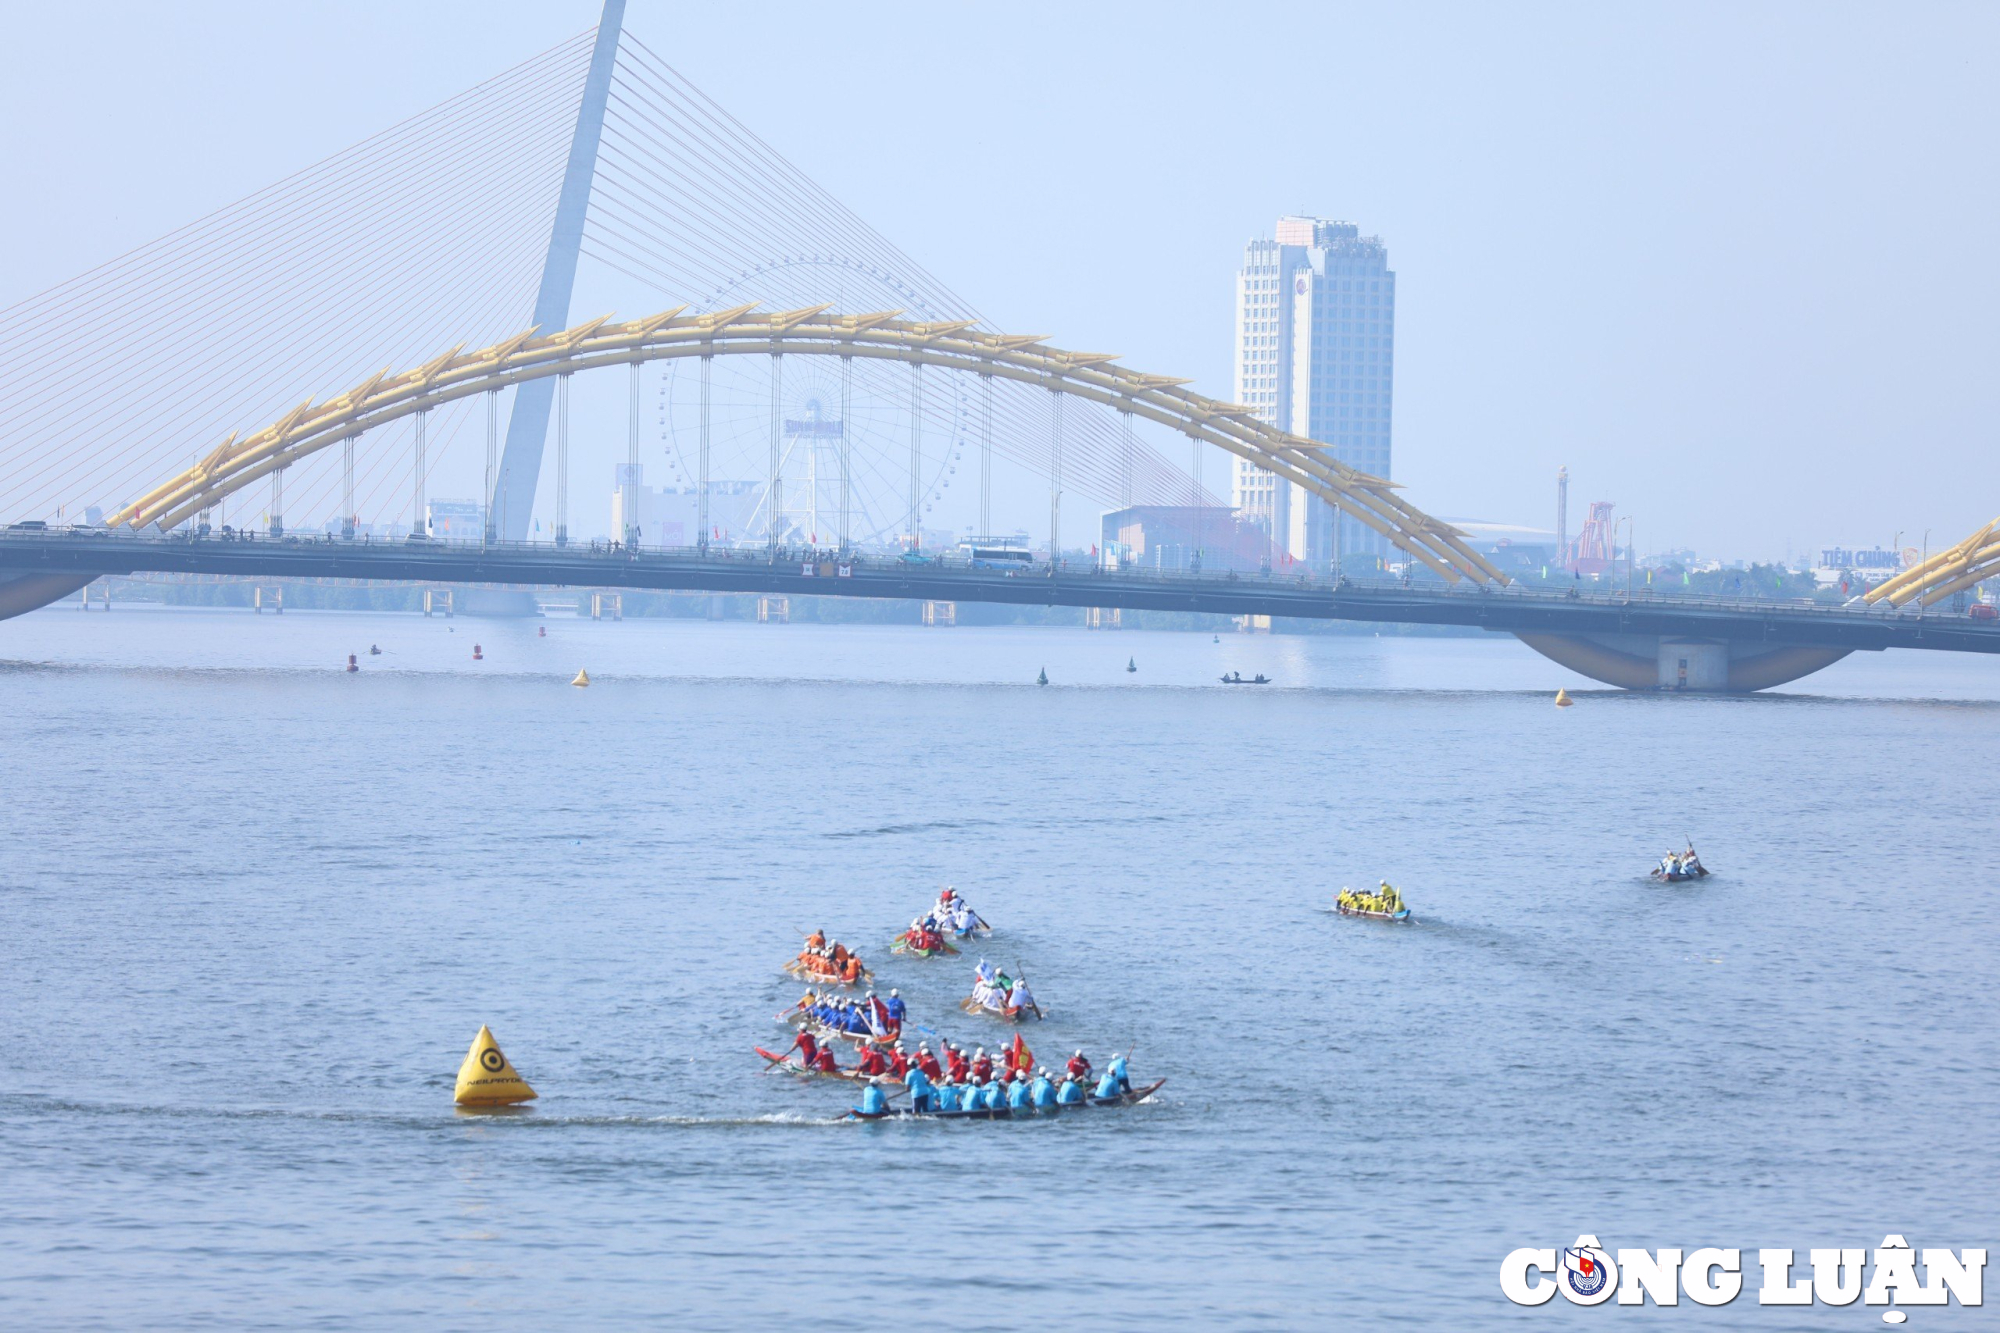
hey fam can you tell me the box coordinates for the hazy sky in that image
[2,1,1995,558]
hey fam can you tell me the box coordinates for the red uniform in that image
[857,1047,888,1076]
[794,1032,820,1065]
[946,1050,969,1082]
[811,1047,838,1073]
[971,1055,993,1082]
[917,1051,943,1079]
[887,1049,911,1076]
[1066,1055,1092,1082]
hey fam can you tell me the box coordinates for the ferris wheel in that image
[654,257,974,549]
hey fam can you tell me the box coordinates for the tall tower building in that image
[1232,215,1395,567]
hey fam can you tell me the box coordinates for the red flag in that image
[1009,1032,1032,1074]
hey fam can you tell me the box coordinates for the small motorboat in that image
[844,1079,1165,1121]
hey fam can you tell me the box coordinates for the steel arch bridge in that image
[106,306,1511,590]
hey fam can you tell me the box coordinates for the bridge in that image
[1,1,1994,691]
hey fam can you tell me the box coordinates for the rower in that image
[855,1082,890,1117]
[886,1043,911,1077]
[1028,1067,1056,1108]
[980,1078,1006,1111]
[805,929,825,951]
[856,1045,889,1077]
[903,1063,937,1114]
[1007,976,1035,1015]
[945,1043,969,1083]
[1006,1075,1032,1110]
[789,1030,821,1067]
[811,1045,839,1074]
[1066,1050,1093,1083]
[916,1044,943,1080]
[1097,1052,1131,1098]
[884,988,907,1027]
[1055,1073,1085,1105]
[971,1047,993,1082]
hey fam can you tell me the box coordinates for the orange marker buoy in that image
[1555,688,1573,707]
[453,1025,537,1106]
[473,643,483,661]
[346,654,358,673]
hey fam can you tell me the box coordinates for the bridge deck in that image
[4,531,1998,655]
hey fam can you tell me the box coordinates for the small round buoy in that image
[538,626,547,638]
[473,643,483,661]
[346,654,358,673]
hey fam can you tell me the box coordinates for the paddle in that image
[1015,961,1045,1021]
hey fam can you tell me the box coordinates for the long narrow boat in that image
[776,1010,900,1048]
[1336,903,1413,923]
[782,958,873,987]
[843,1079,1165,1121]
[959,996,1043,1023]
[755,1047,903,1086]
[890,931,959,957]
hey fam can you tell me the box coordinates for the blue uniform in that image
[1056,1079,1085,1105]
[857,1083,889,1117]
[884,996,906,1024]
[980,1081,1005,1111]
[1028,1076,1055,1108]
[904,1067,936,1113]
[1006,1079,1030,1110]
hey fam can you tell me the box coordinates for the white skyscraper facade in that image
[1232,216,1395,566]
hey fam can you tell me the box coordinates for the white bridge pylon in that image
[111,307,1509,587]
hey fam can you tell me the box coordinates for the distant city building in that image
[1446,519,1559,575]
[1233,215,1395,568]
[425,498,484,541]
[1101,504,1270,572]
[611,469,766,547]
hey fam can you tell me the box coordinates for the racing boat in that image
[959,995,1043,1023]
[783,957,873,987]
[843,1078,1165,1121]
[1336,902,1413,923]
[1649,846,1711,882]
[755,1047,903,1086]
[891,930,959,957]
[1335,886,1413,923]
[1220,671,1270,685]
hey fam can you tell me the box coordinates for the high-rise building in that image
[1232,215,1395,567]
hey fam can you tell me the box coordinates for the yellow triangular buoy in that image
[571,668,590,687]
[454,1024,537,1105]
[1555,688,1573,707]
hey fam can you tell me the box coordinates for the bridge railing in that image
[2,525,1987,622]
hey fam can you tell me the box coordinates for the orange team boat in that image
[784,951,872,986]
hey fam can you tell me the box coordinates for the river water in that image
[2,605,1995,1329]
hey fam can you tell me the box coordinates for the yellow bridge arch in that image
[110,306,1509,588]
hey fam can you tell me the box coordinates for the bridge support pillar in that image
[423,588,454,618]
[591,591,623,621]
[254,586,283,614]
[922,600,956,627]
[1234,614,1271,634]
[1515,632,1855,692]
[706,595,726,621]
[1084,607,1120,630]
[758,595,789,624]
